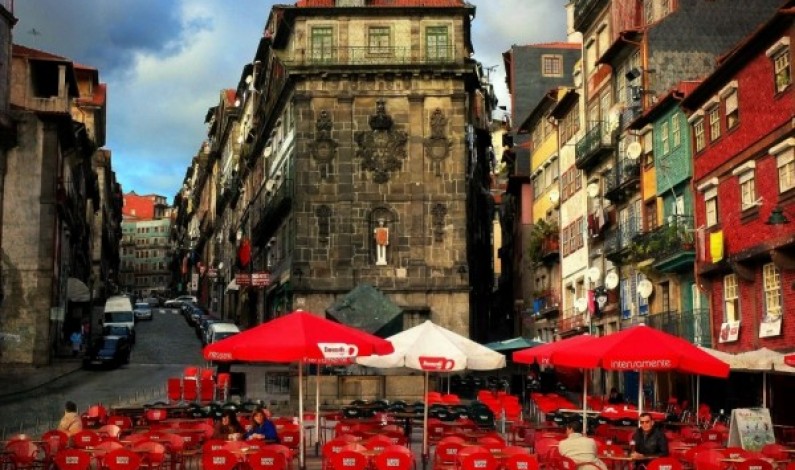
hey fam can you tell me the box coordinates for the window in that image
[771,45,791,93]
[725,89,739,129]
[774,140,795,193]
[705,189,719,228]
[644,0,654,24]
[739,172,756,211]
[763,263,782,320]
[586,39,597,73]
[368,26,390,55]
[425,26,450,62]
[708,107,721,141]
[645,199,657,230]
[660,121,670,155]
[672,114,681,148]
[693,118,705,152]
[723,274,740,322]
[311,26,334,62]
[542,55,563,77]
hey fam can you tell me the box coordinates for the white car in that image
[133,302,153,321]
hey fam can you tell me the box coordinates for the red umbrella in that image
[512,334,598,366]
[785,354,795,367]
[552,325,730,415]
[203,310,394,469]
[552,324,730,377]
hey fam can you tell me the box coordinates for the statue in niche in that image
[432,203,447,242]
[309,109,338,179]
[374,218,389,266]
[423,108,451,176]
[354,100,408,184]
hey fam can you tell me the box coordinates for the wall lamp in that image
[765,206,793,225]
[292,267,304,282]
[457,264,468,279]
[625,67,642,81]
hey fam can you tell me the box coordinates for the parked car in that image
[207,323,240,345]
[195,315,221,342]
[83,335,132,368]
[133,302,153,321]
[186,306,206,326]
[102,325,135,345]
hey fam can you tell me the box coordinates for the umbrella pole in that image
[763,372,767,408]
[299,360,305,470]
[638,370,644,415]
[696,376,700,417]
[582,369,588,434]
[315,366,320,455]
[423,371,429,470]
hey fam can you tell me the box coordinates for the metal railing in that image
[575,122,615,169]
[285,46,457,67]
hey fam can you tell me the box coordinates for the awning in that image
[484,336,544,352]
[67,277,90,302]
[326,283,403,336]
[226,279,239,291]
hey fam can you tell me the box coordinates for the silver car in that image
[133,302,153,321]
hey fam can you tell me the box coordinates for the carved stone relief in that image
[316,204,331,242]
[432,203,447,242]
[423,108,451,176]
[354,100,408,184]
[309,110,338,179]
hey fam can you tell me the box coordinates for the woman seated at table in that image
[559,420,608,470]
[214,409,244,440]
[244,408,279,443]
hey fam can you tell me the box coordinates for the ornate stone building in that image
[175,0,497,339]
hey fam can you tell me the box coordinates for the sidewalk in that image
[0,355,82,401]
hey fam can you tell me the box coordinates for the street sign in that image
[252,272,270,287]
[236,273,251,286]
[207,268,218,279]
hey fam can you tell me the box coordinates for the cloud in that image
[11,0,565,197]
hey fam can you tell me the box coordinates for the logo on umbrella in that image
[318,343,359,359]
[608,359,673,369]
[419,356,456,370]
[206,351,235,361]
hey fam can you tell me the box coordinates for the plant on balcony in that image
[527,219,559,263]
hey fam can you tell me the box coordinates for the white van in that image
[207,322,240,344]
[103,295,136,341]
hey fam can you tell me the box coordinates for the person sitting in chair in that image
[630,412,668,468]
[244,408,279,442]
[558,420,607,470]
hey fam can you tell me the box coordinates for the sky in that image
[12,1,566,199]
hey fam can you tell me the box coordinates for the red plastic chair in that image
[280,428,301,452]
[372,448,414,470]
[737,459,774,470]
[646,457,683,470]
[97,424,122,439]
[692,449,725,470]
[88,441,124,468]
[433,440,465,470]
[53,448,91,470]
[322,437,353,470]
[201,449,238,470]
[459,451,499,470]
[247,448,289,470]
[103,448,142,470]
[200,368,215,381]
[144,408,168,424]
[761,444,789,461]
[106,415,133,433]
[182,379,198,403]
[199,378,215,402]
[133,441,168,470]
[183,366,199,379]
[41,429,70,466]
[329,449,370,470]
[5,440,42,470]
[364,435,393,454]
[71,430,101,449]
[167,378,183,403]
[216,373,231,401]
[82,404,108,428]
[504,453,540,470]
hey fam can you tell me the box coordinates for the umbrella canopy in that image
[484,336,544,352]
[785,354,795,368]
[697,346,738,366]
[552,325,730,378]
[203,310,394,470]
[356,320,506,371]
[203,309,394,362]
[512,334,598,366]
[734,348,795,373]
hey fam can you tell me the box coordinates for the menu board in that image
[727,408,776,451]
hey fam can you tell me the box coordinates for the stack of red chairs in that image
[167,377,183,403]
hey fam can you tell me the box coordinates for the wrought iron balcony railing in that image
[573,0,608,31]
[575,122,615,171]
[285,46,458,67]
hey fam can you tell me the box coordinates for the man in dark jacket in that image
[630,412,668,467]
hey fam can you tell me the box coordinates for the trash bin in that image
[230,371,247,398]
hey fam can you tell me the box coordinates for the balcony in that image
[575,122,615,171]
[285,46,458,68]
[532,290,561,317]
[573,0,609,32]
[559,310,589,336]
[252,179,293,246]
[603,159,641,203]
[540,235,560,264]
[652,216,696,273]
[645,309,711,347]
[604,222,640,264]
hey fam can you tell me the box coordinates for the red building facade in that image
[683,5,794,354]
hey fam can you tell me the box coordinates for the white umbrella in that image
[733,348,795,407]
[356,320,506,463]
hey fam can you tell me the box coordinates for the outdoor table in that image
[600,454,654,470]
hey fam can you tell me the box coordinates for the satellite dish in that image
[605,272,619,290]
[626,141,643,160]
[638,279,654,299]
[587,182,600,198]
[587,267,602,283]
[263,147,272,158]
[265,180,276,194]
[549,188,560,205]
[575,297,588,313]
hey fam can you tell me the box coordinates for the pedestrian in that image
[57,401,83,437]
[558,419,607,470]
[70,330,82,357]
[630,412,669,467]
[244,408,279,442]
[214,409,244,440]
[608,387,625,405]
